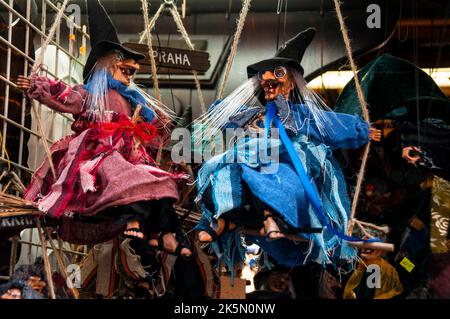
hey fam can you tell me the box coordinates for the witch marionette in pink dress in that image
[16,0,192,259]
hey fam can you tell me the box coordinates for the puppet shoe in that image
[262,214,286,241]
[198,219,236,243]
[151,232,193,261]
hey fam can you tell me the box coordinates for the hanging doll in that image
[16,0,191,259]
[343,227,403,299]
[194,28,381,268]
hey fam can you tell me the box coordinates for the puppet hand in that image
[369,127,382,142]
[16,75,31,92]
[402,146,422,166]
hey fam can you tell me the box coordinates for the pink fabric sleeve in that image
[27,75,87,115]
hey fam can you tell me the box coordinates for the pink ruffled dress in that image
[24,75,183,227]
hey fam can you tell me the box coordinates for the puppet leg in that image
[260,211,286,240]
[198,218,237,243]
[249,195,286,240]
[116,202,150,240]
[145,199,193,259]
[197,184,237,243]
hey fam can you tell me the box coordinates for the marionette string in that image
[217,0,252,100]
[29,0,71,179]
[333,0,371,234]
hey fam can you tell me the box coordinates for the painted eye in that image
[274,66,287,79]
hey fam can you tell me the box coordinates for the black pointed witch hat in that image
[246,27,316,78]
[83,0,145,83]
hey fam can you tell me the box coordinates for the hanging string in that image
[141,0,162,101]
[169,3,207,113]
[412,0,421,148]
[45,227,80,299]
[32,0,70,73]
[276,1,282,50]
[31,102,56,178]
[217,0,252,100]
[0,132,11,170]
[425,1,449,118]
[29,0,70,179]
[35,217,56,299]
[139,2,166,44]
[332,0,370,235]
[170,3,195,51]
[282,0,288,48]
[182,0,187,19]
[137,2,207,113]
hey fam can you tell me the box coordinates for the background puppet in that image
[343,226,403,299]
[16,0,192,260]
[335,54,450,297]
[194,28,381,270]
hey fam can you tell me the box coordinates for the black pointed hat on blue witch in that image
[83,0,145,83]
[246,27,316,78]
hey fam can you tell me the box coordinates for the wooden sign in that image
[123,42,210,74]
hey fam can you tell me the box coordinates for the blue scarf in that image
[84,72,155,122]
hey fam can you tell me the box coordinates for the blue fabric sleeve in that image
[294,104,369,150]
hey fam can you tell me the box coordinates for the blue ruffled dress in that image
[196,97,369,268]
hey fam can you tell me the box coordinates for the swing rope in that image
[332,0,371,236]
[22,1,73,296]
[141,0,162,101]
[32,0,70,73]
[217,0,252,100]
[139,3,166,44]
[138,1,207,114]
[35,217,56,299]
[168,3,207,114]
[29,0,71,179]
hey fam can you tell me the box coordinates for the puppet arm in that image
[324,111,370,149]
[295,105,370,150]
[26,75,86,115]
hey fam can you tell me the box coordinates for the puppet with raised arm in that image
[194,28,381,269]
[16,0,192,260]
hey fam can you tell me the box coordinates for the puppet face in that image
[111,58,140,86]
[1,288,21,299]
[359,233,388,263]
[27,276,46,294]
[355,226,389,263]
[100,52,140,86]
[266,271,290,292]
[360,247,385,263]
[260,67,294,101]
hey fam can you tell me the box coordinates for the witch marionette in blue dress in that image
[194,28,381,268]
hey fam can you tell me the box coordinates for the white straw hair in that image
[130,82,178,123]
[194,68,347,146]
[194,76,261,144]
[290,68,345,138]
[84,66,110,122]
